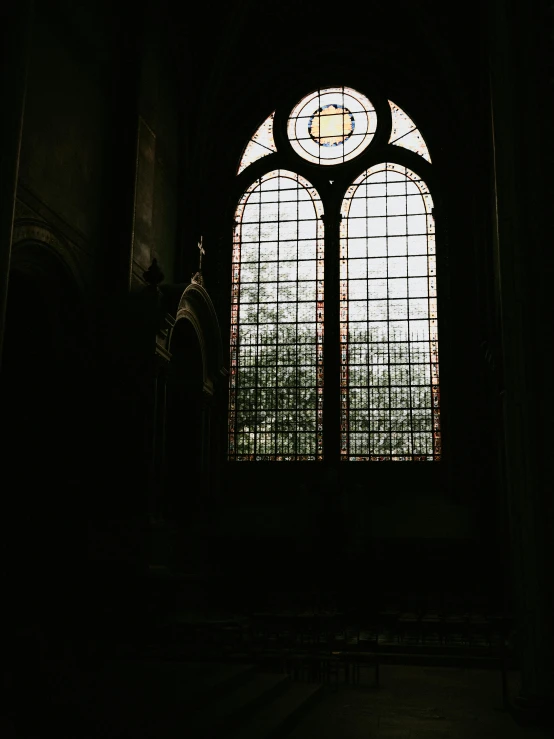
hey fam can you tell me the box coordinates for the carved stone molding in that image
[14,198,42,224]
[154,344,172,367]
[170,280,226,396]
[16,184,94,258]
[11,217,86,296]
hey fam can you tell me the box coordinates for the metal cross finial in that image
[197,236,205,271]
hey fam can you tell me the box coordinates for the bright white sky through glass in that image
[238,112,277,174]
[231,86,439,462]
[388,101,431,163]
[339,163,440,460]
[229,170,324,461]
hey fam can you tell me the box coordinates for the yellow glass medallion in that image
[309,105,354,147]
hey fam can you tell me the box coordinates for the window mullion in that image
[323,196,341,466]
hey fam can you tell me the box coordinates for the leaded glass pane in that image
[229,170,324,461]
[287,87,377,166]
[388,101,432,163]
[340,163,441,461]
[237,112,277,174]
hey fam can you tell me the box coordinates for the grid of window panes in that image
[229,170,324,460]
[339,163,440,461]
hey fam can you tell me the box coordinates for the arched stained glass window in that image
[339,163,440,460]
[228,170,324,461]
[228,86,442,464]
[238,112,277,174]
[389,101,431,163]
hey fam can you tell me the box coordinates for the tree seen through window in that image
[228,87,441,461]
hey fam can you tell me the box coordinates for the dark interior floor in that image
[6,574,550,738]
[7,660,551,739]
[288,666,550,739]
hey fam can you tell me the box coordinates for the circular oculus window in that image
[288,87,377,165]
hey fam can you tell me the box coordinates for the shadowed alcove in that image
[166,318,204,525]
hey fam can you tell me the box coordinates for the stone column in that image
[200,383,214,499]
[142,261,175,568]
[488,0,553,721]
[0,0,32,367]
[147,348,176,570]
[150,348,171,520]
[103,10,142,297]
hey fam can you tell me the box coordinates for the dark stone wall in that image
[12,0,182,514]
[135,13,180,284]
[4,1,183,681]
[17,1,180,293]
[18,11,111,249]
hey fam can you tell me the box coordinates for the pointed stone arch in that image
[170,280,227,395]
[11,217,87,301]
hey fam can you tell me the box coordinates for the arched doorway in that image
[156,278,225,575]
